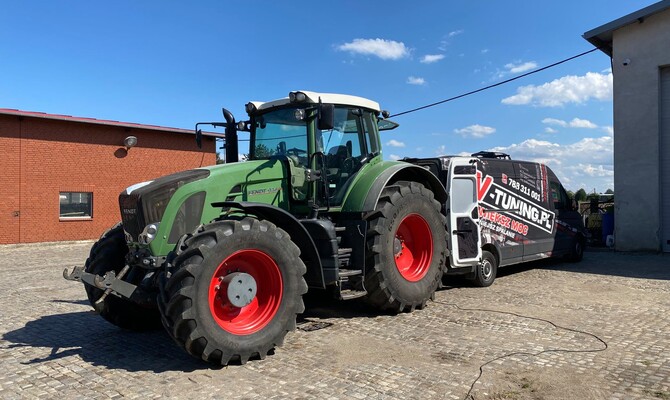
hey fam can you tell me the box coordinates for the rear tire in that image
[364,181,447,312]
[471,250,497,287]
[568,236,585,262]
[157,218,307,365]
[84,223,161,331]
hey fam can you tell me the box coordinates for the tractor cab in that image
[235,91,397,211]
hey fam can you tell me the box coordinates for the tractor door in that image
[447,158,482,267]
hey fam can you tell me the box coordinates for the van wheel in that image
[471,250,497,287]
[568,236,585,262]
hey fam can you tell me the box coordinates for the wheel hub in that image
[393,213,433,282]
[208,249,283,335]
[220,272,257,308]
[481,260,492,279]
[393,237,404,256]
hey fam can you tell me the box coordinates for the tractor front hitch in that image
[63,265,154,306]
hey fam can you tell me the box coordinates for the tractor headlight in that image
[289,91,307,103]
[139,222,160,245]
[294,109,306,121]
[245,102,257,115]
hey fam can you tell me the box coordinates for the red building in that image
[0,109,217,244]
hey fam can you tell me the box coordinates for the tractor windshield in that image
[250,107,308,166]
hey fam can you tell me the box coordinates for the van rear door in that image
[447,158,482,267]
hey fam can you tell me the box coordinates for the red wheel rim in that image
[394,213,433,282]
[208,249,283,335]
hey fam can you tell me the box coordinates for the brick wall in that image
[0,114,216,244]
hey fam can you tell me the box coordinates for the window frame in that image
[59,191,94,220]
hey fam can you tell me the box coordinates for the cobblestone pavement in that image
[0,242,668,399]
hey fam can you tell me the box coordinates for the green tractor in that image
[64,91,479,365]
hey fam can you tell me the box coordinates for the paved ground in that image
[0,242,668,400]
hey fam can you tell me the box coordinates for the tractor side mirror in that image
[317,103,334,130]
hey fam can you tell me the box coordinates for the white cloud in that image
[493,60,538,79]
[602,125,614,136]
[454,124,496,138]
[439,30,465,51]
[545,127,558,134]
[420,54,445,64]
[389,154,402,161]
[504,61,538,74]
[481,49,489,54]
[542,118,568,127]
[489,135,613,191]
[337,38,410,60]
[407,76,426,85]
[502,71,613,107]
[542,117,598,129]
[569,118,598,129]
[436,145,447,155]
[386,139,405,147]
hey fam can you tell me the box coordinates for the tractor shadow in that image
[301,292,381,321]
[1,308,205,372]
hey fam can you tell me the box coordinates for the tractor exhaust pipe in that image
[223,108,238,163]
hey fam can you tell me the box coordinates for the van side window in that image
[550,181,563,210]
[560,186,572,210]
[551,181,571,210]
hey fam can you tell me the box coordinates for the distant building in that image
[0,109,217,244]
[584,0,670,252]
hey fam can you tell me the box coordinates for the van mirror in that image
[317,103,334,130]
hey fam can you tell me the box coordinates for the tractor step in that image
[340,289,367,300]
[338,268,362,278]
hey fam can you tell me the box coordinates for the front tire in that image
[84,223,161,330]
[365,181,447,312]
[471,250,497,287]
[157,218,308,365]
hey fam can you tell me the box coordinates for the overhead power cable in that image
[390,47,601,118]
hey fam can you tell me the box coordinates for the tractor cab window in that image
[318,107,377,205]
[251,107,308,166]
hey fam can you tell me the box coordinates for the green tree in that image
[574,188,587,202]
[587,192,600,201]
[566,190,575,199]
[605,188,614,194]
[253,143,274,159]
[216,152,224,164]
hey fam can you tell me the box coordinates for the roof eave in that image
[583,0,670,56]
[0,108,224,138]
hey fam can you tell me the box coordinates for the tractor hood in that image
[119,159,290,256]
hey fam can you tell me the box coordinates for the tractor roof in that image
[249,91,381,113]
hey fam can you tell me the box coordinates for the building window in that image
[59,192,93,218]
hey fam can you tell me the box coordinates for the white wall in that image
[612,10,670,251]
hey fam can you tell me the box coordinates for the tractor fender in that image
[342,161,447,213]
[211,201,325,289]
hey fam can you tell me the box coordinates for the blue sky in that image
[0,1,656,192]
